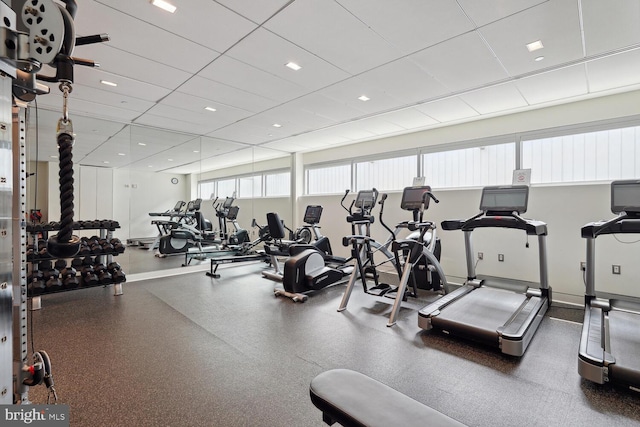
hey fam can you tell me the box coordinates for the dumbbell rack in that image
[26,221,125,309]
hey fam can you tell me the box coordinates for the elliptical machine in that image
[158,199,217,255]
[338,185,450,327]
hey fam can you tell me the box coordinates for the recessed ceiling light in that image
[103,161,110,164]
[138,142,146,146]
[150,0,176,13]
[526,40,544,52]
[272,123,282,128]
[358,95,370,102]
[100,80,118,87]
[204,106,217,112]
[117,153,126,156]
[148,165,153,168]
[285,62,302,71]
[535,56,545,62]
[168,159,173,162]
[193,150,199,153]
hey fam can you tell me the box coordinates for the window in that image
[216,178,236,198]
[307,164,351,194]
[522,126,640,184]
[422,143,515,188]
[355,155,417,191]
[198,170,290,199]
[238,175,262,198]
[198,181,215,199]
[265,171,290,197]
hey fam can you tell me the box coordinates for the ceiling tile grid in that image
[15,0,640,172]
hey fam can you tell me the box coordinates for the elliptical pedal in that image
[365,284,393,296]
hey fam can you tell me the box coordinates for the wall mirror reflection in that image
[26,111,292,277]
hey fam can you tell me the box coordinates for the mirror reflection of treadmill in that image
[579,180,640,388]
[418,185,551,356]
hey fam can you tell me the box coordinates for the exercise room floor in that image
[27,262,640,426]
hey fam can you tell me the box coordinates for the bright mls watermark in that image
[2,405,69,426]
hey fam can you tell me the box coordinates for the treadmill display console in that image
[223,197,234,208]
[401,186,432,211]
[303,205,323,224]
[354,190,377,210]
[479,185,529,214]
[611,180,640,214]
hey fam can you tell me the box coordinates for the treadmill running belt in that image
[607,310,640,385]
[431,287,528,344]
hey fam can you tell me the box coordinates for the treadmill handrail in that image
[441,215,547,236]
[581,213,640,238]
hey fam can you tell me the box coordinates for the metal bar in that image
[464,230,475,279]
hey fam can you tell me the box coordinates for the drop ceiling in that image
[21,0,640,174]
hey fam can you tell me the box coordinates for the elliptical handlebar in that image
[425,191,439,204]
[340,189,351,214]
[378,193,397,241]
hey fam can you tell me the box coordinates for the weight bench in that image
[310,369,466,427]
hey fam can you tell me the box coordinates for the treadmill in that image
[579,179,640,388]
[418,185,551,356]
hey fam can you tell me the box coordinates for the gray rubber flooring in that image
[27,262,640,426]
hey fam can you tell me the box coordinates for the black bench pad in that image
[310,369,466,427]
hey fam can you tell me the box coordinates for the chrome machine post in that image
[463,230,475,279]
[12,104,27,403]
[537,234,549,290]
[585,237,596,297]
[0,1,16,405]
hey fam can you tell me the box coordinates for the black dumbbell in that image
[54,259,67,271]
[99,239,114,254]
[107,262,126,284]
[89,238,102,254]
[78,242,91,256]
[110,238,125,253]
[27,270,46,296]
[80,257,99,287]
[41,261,62,292]
[59,261,79,290]
[94,262,113,284]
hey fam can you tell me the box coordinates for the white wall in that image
[112,169,189,239]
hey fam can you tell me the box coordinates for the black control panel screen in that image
[401,186,432,210]
[612,180,640,213]
[479,186,529,213]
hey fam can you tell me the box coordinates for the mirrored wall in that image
[25,111,292,276]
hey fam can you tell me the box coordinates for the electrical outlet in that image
[612,265,621,275]
[580,262,586,271]
[498,254,504,262]
[478,252,483,260]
